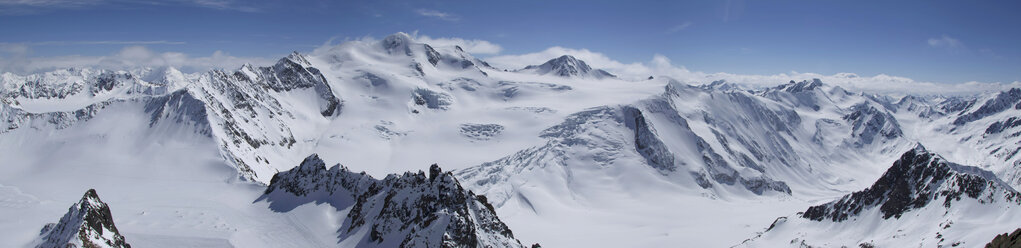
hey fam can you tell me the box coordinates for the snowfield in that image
[2,32,1020,247]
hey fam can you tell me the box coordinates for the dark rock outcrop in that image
[803,145,1020,222]
[263,154,527,248]
[986,228,1021,248]
[843,102,903,147]
[954,88,1021,126]
[36,189,131,248]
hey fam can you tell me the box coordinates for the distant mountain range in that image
[2,32,1020,247]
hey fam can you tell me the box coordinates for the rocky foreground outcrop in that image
[263,154,532,248]
[36,189,130,248]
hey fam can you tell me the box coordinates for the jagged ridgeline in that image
[260,154,536,248]
[739,145,1021,247]
[803,144,1020,221]
[35,189,130,248]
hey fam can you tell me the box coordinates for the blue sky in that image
[1,0,1019,84]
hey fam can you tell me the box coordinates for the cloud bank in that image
[928,35,963,49]
[415,9,458,21]
[413,34,503,55]
[0,45,274,74]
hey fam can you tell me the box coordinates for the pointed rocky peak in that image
[236,52,341,116]
[521,55,616,79]
[381,32,415,56]
[802,145,1019,222]
[283,51,312,66]
[264,154,374,198]
[429,163,442,181]
[342,163,527,248]
[37,189,131,248]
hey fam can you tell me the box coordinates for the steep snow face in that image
[189,52,342,181]
[518,55,616,79]
[457,78,915,206]
[0,52,343,183]
[35,189,131,248]
[739,145,1021,248]
[261,155,529,248]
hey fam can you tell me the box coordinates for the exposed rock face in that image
[986,228,1021,248]
[843,102,903,147]
[36,189,130,248]
[803,145,1021,222]
[624,106,675,172]
[190,52,343,181]
[954,88,1021,126]
[263,155,528,248]
[143,89,211,135]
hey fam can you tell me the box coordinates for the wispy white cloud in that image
[0,0,260,15]
[0,0,103,7]
[413,34,502,54]
[2,40,187,46]
[0,45,274,74]
[928,35,963,49]
[0,43,30,56]
[666,22,693,33]
[415,8,458,21]
[189,0,260,13]
[0,0,102,14]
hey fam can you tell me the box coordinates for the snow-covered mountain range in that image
[1,32,1020,247]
